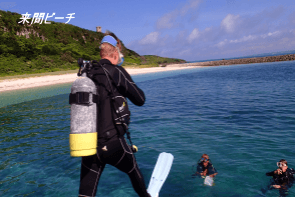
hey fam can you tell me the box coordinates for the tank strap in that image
[94,62,134,146]
[69,92,99,104]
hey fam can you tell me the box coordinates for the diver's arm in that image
[208,166,218,177]
[197,163,205,175]
[110,66,145,106]
[208,167,218,177]
[272,185,281,189]
[192,172,201,177]
[209,173,218,178]
[266,171,276,176]
[289,168,295,175]
[192,163,204,177]
[193,171,207,177]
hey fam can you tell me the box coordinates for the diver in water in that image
[264,159,295,196]
[192,154,218,178]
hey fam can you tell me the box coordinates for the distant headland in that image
[167,54,295,67]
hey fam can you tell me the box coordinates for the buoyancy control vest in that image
[196,162,217,175]
[87,60,131,139]
[272,168,295,185]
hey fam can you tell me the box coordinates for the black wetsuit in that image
[193,162,217,177]
[264,168,295,197]
[78,59,150,197]
[266,168,295,186]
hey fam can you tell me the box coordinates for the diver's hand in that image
[209,174,216,178]
[272,185,281,189]
[200,169,208,176]
[275,169,282,175]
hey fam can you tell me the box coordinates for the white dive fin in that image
[204,176,214,186]
[147,152,174,197]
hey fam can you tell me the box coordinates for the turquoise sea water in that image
[0,61,295,197]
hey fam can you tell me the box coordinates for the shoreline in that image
[1,53,294,93]
[0,65,201,92]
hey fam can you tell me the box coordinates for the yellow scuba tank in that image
[69,59,99,157]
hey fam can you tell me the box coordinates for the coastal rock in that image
[166,54,295,67]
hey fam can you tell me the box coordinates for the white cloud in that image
[216,31,281,46]
[216,39,228,47]
[180,0,202,16]
[127,5,295,61]
[230,35,257,43]
[267,31,280,37]
[156,10,179,29]
[156,0,202,30]
[179,49,192,56]
[138,32,160,45]
[204,27,211,32]
[187,28,200,43]
[261,31,281,38]
[221,14,240,33]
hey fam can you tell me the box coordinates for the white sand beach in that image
[0,65,201,92]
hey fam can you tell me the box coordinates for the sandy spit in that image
[0,65,201,92]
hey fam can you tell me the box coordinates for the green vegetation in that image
[143,55,186,66]
[0,10,186,77]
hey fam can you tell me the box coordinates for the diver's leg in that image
[279,185,289,197]
[127,163,151,197]
[107,136,151,197]
[279,189,288,197]
[118,137,151,197]
[78,154,106,197]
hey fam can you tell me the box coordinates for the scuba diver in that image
[192,154,218,178]
[263,159,295,196]
[77,31,151,197]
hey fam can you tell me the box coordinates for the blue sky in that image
[1,0,295,61]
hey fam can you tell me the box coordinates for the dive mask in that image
[277,162,287,168]
[117,51,124,66]
[200,158,210,162]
